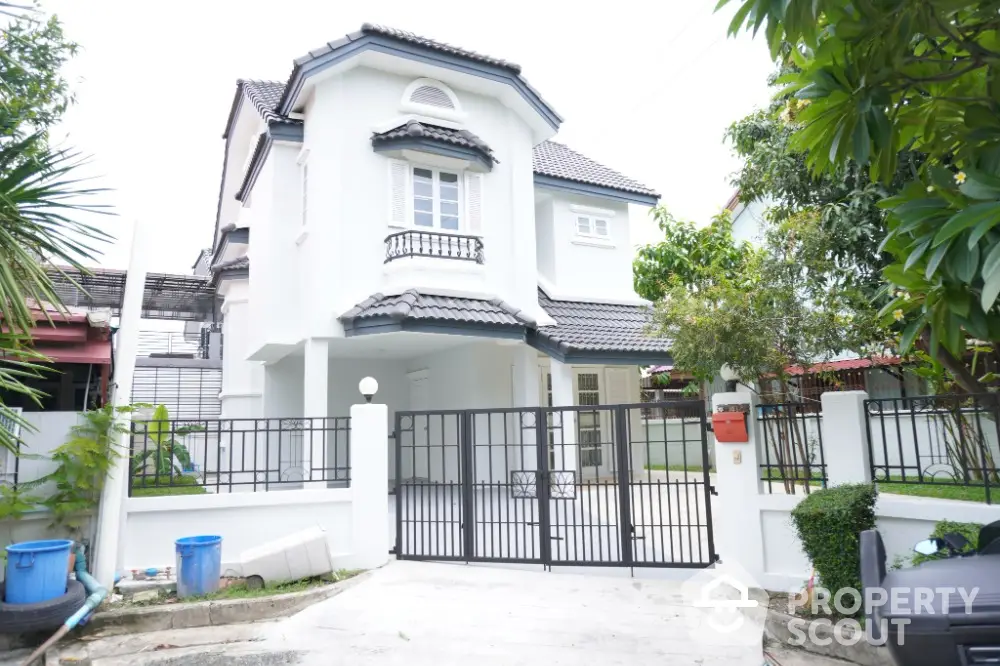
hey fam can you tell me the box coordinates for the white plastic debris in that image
[237,526,338,588]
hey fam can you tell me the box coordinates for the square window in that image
[577,216,592,234]
[414,212,433,227]
[594,219,609,237]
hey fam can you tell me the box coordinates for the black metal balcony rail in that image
[128,416,351,496]
[384,230,484,265]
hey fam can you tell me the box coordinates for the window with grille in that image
[578,373,603,468]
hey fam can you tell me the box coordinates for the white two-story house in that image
[208,24,672,481]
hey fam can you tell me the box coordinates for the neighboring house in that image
[726,190,771,245]
[207,24,670,479]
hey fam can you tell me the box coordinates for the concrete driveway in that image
[255,560,762,665]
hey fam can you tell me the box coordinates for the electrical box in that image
[712,411,748,443]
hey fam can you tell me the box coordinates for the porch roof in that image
[340,288,673,365]
[530,289,673,365]
[340,290,533,338]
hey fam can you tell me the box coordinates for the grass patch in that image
[118,570,365,608]
[193,569,364,601]
[644,464,714,473]
[131,474,208,497]
[878,478,990,503]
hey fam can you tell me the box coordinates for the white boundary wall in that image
[120,402,388,574]
[715,389,1000,592]
[0,401,389,579]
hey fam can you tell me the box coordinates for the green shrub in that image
[791,483,878,609]
[910,520,981,566]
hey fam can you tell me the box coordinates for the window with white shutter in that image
[465,173,483,234]
[389,159,409,226]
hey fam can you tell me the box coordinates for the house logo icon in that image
[692,573,760,634]
[681,560,770,650]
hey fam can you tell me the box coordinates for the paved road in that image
[252,560,762,665]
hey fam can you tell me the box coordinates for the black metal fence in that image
[384,230,484,264]
[129,416,351,496]
[394,401,716,568]
[866,394,1000,504]
[758,402,827,494]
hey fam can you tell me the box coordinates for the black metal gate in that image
[393,401,717,568]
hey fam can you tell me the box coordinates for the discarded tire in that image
[0,579,85,634]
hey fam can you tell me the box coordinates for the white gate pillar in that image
[303,338,329,485]
[349,392,389,569]
[550,359,577,473]
[820,390,873,484]
[712,390,766,581]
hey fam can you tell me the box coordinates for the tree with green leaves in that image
[727,86,923,296]
[0,5,112,455]
[720,0,1000,394]
[648,208,886,391]
[633,208,753,301]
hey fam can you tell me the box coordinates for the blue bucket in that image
[175,535,222,598]
[4,539,72,604]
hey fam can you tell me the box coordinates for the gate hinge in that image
[709,485,719,496]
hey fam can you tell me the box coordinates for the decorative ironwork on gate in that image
[393,401,717,569]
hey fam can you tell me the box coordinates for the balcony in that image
[384,230,484,265]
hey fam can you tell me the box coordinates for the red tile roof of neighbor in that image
[650,357,902,377]
[783,357,901,375]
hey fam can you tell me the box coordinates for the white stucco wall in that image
[254,65,545,348]
[535,193,641,301]
[122,490,353,572]
[220,280,263,418]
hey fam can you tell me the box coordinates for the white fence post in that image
[349,400,389,569]
[820,391,873,485]
[712,390,766,580]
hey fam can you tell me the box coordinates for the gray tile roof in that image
[533,141,658,198]
[342,290,534,327]
[372,121,495,162]
[241,80,299,126]
[211,255,249,273]
[536,289,670,353]
[333,24,522,74]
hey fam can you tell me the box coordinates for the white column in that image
[303,338,329,485]
[511,345,540,472]
[821,390,873,484]
[712,391,766,580]
[549,359,577,473]
[94,218,151,590]
[349,400,389,569]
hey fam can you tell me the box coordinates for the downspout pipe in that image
[20,543,109,666]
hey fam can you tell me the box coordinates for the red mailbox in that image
[712,411,748,443]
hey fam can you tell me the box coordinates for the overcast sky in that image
[42,0,775,273]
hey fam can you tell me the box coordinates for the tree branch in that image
[920,330,985,394]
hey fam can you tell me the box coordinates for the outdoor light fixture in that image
[719,364,740,392]
[359,377,379,403]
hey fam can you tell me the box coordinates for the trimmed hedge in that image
[910,519,981,566]
[791,483,878,607]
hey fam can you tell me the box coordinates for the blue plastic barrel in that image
[4,539,72,604]
[175,535,222,597]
